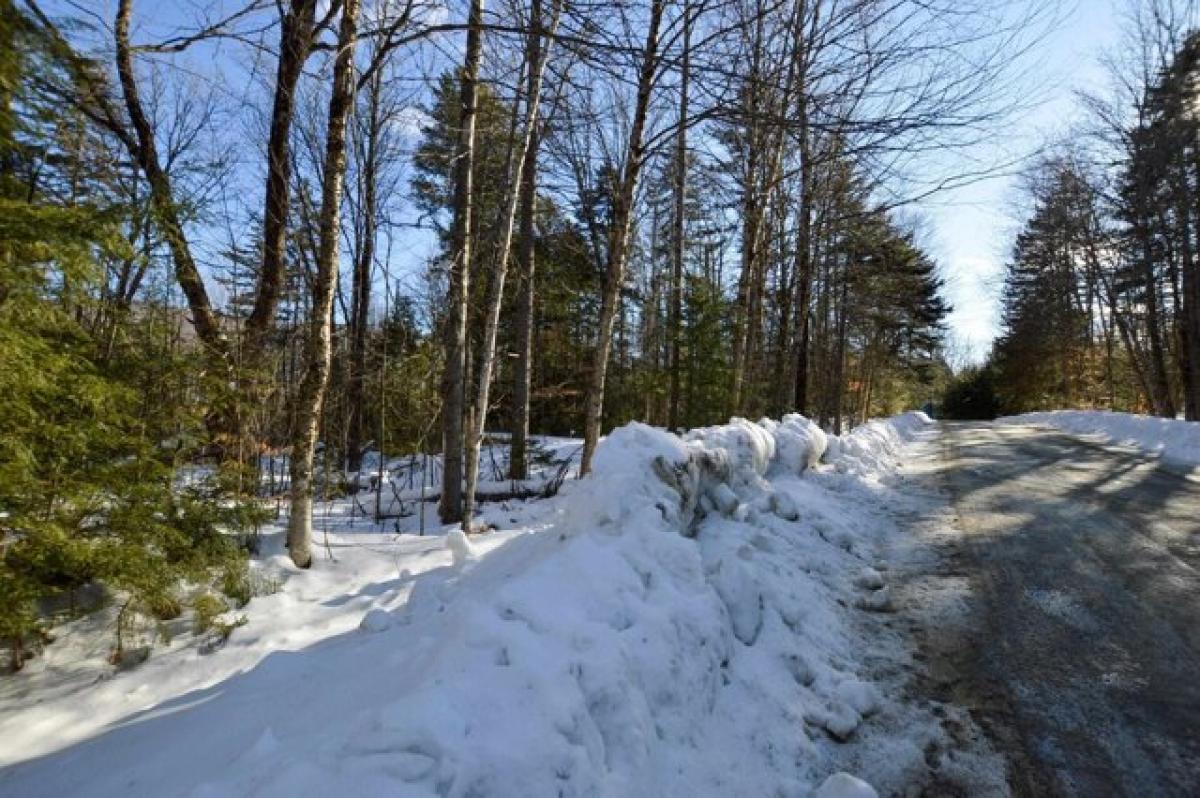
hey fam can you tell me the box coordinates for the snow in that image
[762,414,829,474]
[359,608,393,633]
[825,412,933,478]
[814,772,880,798]
[0,412,1006,797]
[854,567,886,591]
[999,410,1200,467]
[444,528,475,566]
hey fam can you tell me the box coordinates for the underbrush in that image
[1,470,271,672]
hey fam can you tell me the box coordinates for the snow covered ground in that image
[0,414,1006,797]
[1000,410,1200,468]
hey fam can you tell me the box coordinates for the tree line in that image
[1,0,1037,662]
[947,0,1200,421]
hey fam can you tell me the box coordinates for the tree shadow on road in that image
[902,422,1200,798]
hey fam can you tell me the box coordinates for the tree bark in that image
[830,253,849,434]
[1091,245,1155,410]
[1185,154,1200,419]
[668,1,691,432]
[114,0,224,354]
[347,67,384,472]
[728,6,767,416]
[245,0,318,359]
[438,0,485,523]
[508,132,538,480]
[462,0,558,528]
[1140,219,1176,417]
[287,0,360,568]
[114,0,326,459]
[579,0,666,475]
[792,96,815,415]
[506,122,540,480]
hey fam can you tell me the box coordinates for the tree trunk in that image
[113,0,224,355]
[508,131,538,479]
[115,0,324,459]
[245,0,317,359]
[1185,155,1200,419]
[728,7,767,417]
[830,254,849,434]
[463,0,558,528]
[1141,221,1176,417]
[287,0,360,568]
[792,98,814,414]
[438,0,486,524]
[347,68,383,472]
[1100,263,1154,410]
[579,0,666,476]
[814,241,832,427]
[668,1,691,432]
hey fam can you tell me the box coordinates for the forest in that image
[1,0,1042,664]
[945,3,1200,422]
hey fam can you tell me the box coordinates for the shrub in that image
[193,593,229,635]
[941,366,1001,420]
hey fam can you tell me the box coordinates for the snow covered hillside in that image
[1000,411,1200,467]
[0,413,1004,797]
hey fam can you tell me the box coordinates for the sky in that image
[922,0,1123,365]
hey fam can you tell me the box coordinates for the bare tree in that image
[463,0,561,526]
[245,0,321,361]
[667,0,692,431]
[579,0,667,475]
[439,0,487,523]
[345,63,384,473]
[288,0,361,567]
[112,0,225,354]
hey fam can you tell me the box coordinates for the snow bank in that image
[1000,410,1200,467]
[0,413,977,798]
[761,414,830,474]
[824,412,934,477]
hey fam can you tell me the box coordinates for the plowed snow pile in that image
[0,412,1006,797]
[1000,410,1200,467]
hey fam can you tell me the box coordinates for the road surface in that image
[917,421,1200,797]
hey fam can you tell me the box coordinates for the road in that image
[917,421,1200,797]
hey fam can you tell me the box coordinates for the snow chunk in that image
[856,586,895,613]
[685,418,775,499]
[710,482,741,516]
[814,772,879,798]
[810,704,863,741]
[567,422,696,532]
[358,608,392,633]
[769,490,801,521]
[687,417,775,477]
[836,678,881,717]
[706,555,764,646]
[445,529,475,566]
[768,414,829,474]
[854,567,885,590]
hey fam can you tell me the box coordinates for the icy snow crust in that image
[1000,410,1200,467]
[1,413,945,797]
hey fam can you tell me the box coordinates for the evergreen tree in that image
[0,3,258,668]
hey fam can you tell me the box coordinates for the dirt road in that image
[914,422,1200,797]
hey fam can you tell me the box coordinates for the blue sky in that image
[923,0,1122,364]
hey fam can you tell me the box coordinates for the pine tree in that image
[0,3,258,668]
